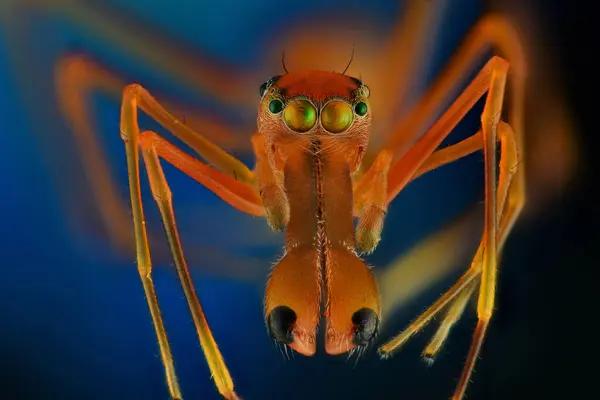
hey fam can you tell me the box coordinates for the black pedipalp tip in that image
[351,307,379,346]
[267,305,296,344]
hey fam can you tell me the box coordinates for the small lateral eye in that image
[354,102,368,116]
[260,81,269,98]
[260,75,282,98]
[269,99,284,114]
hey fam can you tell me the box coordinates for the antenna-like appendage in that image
[342,45,356,75]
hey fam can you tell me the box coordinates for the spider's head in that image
[257,71,371,172]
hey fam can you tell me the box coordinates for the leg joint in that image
[123,83,144,99]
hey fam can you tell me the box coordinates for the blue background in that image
[0,1,589,399]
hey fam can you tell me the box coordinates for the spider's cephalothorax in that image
[258,71,380,356]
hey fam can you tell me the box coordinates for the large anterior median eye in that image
[283,99,317,133]
[321,100,353,133]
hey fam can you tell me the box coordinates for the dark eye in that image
[260,81,269,98]
[260,75,282,98]
[354,102,368,116]
[269,99,283,114]
[350,77,363,88]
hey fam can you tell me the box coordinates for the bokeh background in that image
[0,0,591,399]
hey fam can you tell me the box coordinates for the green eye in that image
[269,99,283,114]
[354,102,368,116]
[283,99,317,133]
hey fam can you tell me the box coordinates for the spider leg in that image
[352,70,509,255]
[123,83,254,183]
[352,14,525,255]
[411,130,483,180]
[376,206,483,319]
[140,131,263,215]
[352,128,485,254]
[374,119,518,354]
[422,279,477,364]
[120,84,269,398]
[377,64,524,400]
[384,56,519,203]
[379,14,525,163]
[137,131,240,399]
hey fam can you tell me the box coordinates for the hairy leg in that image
[120,82,278,398]
[353,15,524,258]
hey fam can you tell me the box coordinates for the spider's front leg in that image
[120,84,270,399]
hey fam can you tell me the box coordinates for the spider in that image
[113,10,526,399]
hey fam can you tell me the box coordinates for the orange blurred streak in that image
[488,0,579,211]
[55,55,257,253]
[22,0,259,106]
